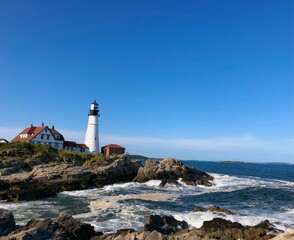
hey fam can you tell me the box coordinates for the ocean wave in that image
[1,172,293,233]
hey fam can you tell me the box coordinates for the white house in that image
[12,123,89,153]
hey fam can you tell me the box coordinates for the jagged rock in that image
[136,231,151,240]
[0,218,68,240]
[143,215,188,235]
[134,158,213,187]
[0,156,141,202]
[194,206,206,212]
[145,230,163,240]
[198,218,276,240]
[115,228,136,235]
[202,217,243,231]
[0,209,16,236]
[271,230,294,240]
[1,211,281,240]
[206,205,235,215]
[56,212,99,240]
[194,205,235,215]
[90,230,136,240]
[2,212,101,240]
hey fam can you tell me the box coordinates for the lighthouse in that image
[85,100,100,154]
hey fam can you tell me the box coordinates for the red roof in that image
[12,126,46,142]
[12,124,88,150]
[50,128,65,141]
[102,144,125,149]
[12,124,64,142]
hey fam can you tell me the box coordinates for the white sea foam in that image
[142,180,162,187]
[274,179,294,186]
[1,172,293,233]
[170,210,293,232]
[59,188,100,197]
[90,193,176,210]
[103,181,143,191]
[204,173,293,193]
[173,211,216,228]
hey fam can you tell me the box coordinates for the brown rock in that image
[0,209,16,236]
[271,230,294,240]
[56,211,99,240]
[0,156,141,202]
[136,231,151,240]
[134,159,213,187]
[144,215,188,235]
[198,218,276,240]
[145,230,163,240]
[194,205,235,215]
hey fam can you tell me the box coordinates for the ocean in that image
[1,160,293,233]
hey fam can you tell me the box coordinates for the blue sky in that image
[0,1,293,162]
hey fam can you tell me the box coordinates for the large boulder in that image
[198,218,276,240]
[56,212,100,240]
[0,209,16,236]
[0,218,68,240]
[1,212,101,240]
[134,158,213,187]
[143,215,188,235]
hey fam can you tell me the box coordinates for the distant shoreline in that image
[217,160,249,164]
[182,159,293,165]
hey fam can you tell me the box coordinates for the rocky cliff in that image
[0,143,141,201]
[134,158,214,187]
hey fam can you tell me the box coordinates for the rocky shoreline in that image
[0,143,292,239]
[0,209,288,240]
[0,143,213,202]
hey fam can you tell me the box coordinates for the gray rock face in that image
[1,211,101,240]
[0,209,16,236]
[134,158,213,187]
[0,210,280,240]
[0,156,141,201]
[143,215,189,235]
[56,212,98,240]
[271,230,294,240]
[10,218,68,240]
[194,205,235,215]
[197,218,276,240]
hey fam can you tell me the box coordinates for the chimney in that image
[52,126,55,129]
[41,123,44,127]
[30,124,33,127]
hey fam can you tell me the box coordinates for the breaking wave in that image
[1,171,293,233]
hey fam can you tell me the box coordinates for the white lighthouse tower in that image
[85,100,100,154]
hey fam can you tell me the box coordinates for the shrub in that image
[0,141,34,151]
[83,154,106,166]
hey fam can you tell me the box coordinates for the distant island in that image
[217,160,250,164]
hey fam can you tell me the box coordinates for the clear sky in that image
[0,1,293,162]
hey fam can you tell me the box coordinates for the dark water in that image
[185,160,294,181]
[1,160,293,232]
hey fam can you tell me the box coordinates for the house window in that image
[41,134,44,139]
[47,135,50,140]
[45,128,47,132]
[55,134,59,139]
[55,143,59,148]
